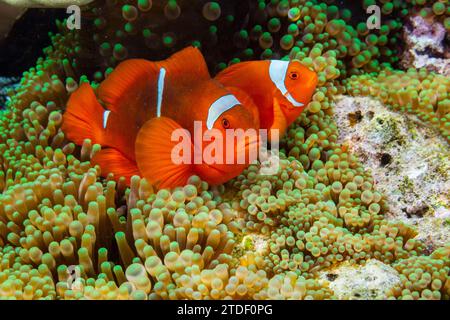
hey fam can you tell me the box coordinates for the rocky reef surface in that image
[402,14,450,76]
[333,95,450,250]
[320,259,401,300]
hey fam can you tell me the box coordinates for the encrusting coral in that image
[0,0,449,300]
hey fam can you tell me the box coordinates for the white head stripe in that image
[285,92,304,107]
[269,60,304,108]
[206,95,241,130]
[156,68,166,117]
[103,110,111,129]
[269,60,289,96]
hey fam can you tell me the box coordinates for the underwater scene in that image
[0,0,449,301]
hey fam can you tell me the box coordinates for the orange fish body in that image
[215,60,318,138]
[62,47,260,188]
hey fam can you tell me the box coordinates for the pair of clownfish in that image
[62,47,318,189]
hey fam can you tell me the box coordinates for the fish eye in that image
[289,71,299,80]
[221,118,231,129]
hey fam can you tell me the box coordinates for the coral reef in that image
[0,0,449,300]
[401,14,450,76]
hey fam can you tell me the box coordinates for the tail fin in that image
[62,83,106,146]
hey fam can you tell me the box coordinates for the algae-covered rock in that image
[320,259,401,300]
[333,95,450,249]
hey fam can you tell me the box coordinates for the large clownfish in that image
[62,47,260,189]
[215,59,318,138]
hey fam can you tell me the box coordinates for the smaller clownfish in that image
[62,47,260,189]
[215,59,318,139]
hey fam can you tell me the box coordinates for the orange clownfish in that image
[215,59,318,138]
[62,47,260,189]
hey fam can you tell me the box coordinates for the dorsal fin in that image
[157,47,211,85]
[135,117,194,189]
[97,59,160,113]
[92,148,140,185]
[215,61,267,87]
[97,48,210,113]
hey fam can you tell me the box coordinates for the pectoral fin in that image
[92,148,140,184]
[135,117,194,189]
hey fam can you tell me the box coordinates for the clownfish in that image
[215,59,318,138]
[62,47,260,189]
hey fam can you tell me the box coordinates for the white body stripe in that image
[269,60,304,108]
[206,95,241,130]
[156,68,166,117]
[103,110,111,129]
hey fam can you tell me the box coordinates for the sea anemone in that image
[0,0,449,300]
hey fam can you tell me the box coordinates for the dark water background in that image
[0,9,66,77]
